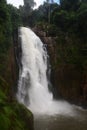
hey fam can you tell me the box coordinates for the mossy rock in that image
[0,102,34,130]
[0,77,34,130]
[0,89,34,130]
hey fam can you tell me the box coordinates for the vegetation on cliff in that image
[0,77,33,130]
[0,0,33,129]
[0,1,87,129]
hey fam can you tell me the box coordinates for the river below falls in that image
[34,107,87,130]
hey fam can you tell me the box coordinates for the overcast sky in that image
[7,0,46,8]
[7,0,59,8]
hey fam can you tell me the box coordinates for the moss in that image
[0,102,34,130]
[0,77,34,130]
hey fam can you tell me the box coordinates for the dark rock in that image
[33,27,87,107]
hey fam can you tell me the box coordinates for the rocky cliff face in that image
[0,29,34,130]
[33,27,87,108]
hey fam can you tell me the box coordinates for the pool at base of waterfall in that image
[34,112,87,130]
[34,108,87,130]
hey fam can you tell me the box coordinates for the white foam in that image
[17,27,75,116]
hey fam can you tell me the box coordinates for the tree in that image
[46,0,54,3]
[21,0,36,25]
[46,0,55,23]
[0,0,12,77]
[0,0,11,45]
[8,4,22,32]
[60,0,80,11]
[0,0,9,24]
[52,10,68,30]
[77,2,87,40]
[24,0,36,10]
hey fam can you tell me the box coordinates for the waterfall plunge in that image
[17,27,75,116]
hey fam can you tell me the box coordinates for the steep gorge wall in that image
[33,27,87,107]
[0,29,34,130]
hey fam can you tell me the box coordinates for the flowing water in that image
[17,27,87,130]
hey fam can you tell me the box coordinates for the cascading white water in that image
[17,27,75,116]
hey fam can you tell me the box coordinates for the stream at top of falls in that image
[17,27,87,130]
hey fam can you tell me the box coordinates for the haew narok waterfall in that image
[17,27,75,116]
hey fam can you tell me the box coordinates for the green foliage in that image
[0,0,22,78]
[60,0,80,11]
[21,2,58,27]
[25,1,87,75]
[0,77,33,130]
[0,113,10,130]
[8,4,22,31]
[0,0,12,78]
[46,24,59,36]
[57,41,79,64]
[19,0,36,26]
[24,0,36,9]
[0,1,34,129]
[25,0,87,39]
[26,9,41,27]
[52,10,68,31]
[77,3,87,40]
[0,90,6,103]
[0,100,33,130]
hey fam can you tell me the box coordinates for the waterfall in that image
[17,27,75,116]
